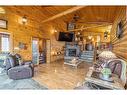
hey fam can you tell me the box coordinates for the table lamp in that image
[98,50,117,67]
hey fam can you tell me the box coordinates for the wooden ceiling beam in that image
[76,21,113,25]
[67,23,112,32]
[41,6,85,23]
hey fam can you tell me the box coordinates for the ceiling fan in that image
[71,14,110,24]
[67,14,112,32]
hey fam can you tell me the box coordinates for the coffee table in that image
[64,59,83,68]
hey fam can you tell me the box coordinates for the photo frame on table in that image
[0,19,8,29]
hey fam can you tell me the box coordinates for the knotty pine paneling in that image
[110,6,127,61]
[0,10,50,60]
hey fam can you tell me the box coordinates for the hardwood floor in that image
[33,60,92,89]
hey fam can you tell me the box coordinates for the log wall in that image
[0,12,50,60]
[110,7,127,61]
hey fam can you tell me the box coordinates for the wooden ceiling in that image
[1,6,126,33]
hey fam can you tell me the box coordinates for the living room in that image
[0,6,127,90]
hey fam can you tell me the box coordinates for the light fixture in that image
[92,38,94,41]
[104,31,108,39]
[54,30,57,33]
[77,32,80,35]
[88,35,92,39]
[0,7,5,14]
[97,35,100,42]
[75,37,78,41]
[22,16,27,25]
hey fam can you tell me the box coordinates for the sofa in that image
[5,54,34,80]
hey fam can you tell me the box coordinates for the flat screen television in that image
[57,32,74,42]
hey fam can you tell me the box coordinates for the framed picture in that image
[0,19,8,29]
[116,21,123,39]
[67,22,75,31]
[19,42,28,50]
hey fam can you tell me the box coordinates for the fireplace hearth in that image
[64,42,80,60]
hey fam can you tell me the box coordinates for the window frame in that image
[0,32,10,53]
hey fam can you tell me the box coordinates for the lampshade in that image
[99,51,117,59]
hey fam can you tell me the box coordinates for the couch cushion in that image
[6,54,19,68]
[14,54,23,65]
[8,55,16,67]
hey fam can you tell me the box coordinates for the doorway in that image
[38,38,46,64]
[32,38,39,65]
[38,39,50,64]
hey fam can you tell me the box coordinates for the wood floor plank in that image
[32,60,92,89]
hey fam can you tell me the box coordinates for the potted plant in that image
[101,68,111,80]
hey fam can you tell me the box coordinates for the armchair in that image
[5,54,34,80]
[107,59,126,86]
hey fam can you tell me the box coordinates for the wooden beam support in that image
[41,6,85,23]
[67,23,112,32]
[76,21,113,25]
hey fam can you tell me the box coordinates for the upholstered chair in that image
[5,54,34,80]
[107,59,126,86]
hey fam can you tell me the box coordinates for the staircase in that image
[80,51,94,63]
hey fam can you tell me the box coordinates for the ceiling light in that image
[0,7,5,14]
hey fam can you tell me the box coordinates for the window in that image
[0,33,10,52]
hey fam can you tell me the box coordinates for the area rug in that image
[0,69,48,90]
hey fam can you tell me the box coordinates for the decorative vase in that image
[102,74,110,80]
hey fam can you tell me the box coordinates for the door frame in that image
[45,39,51,63]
